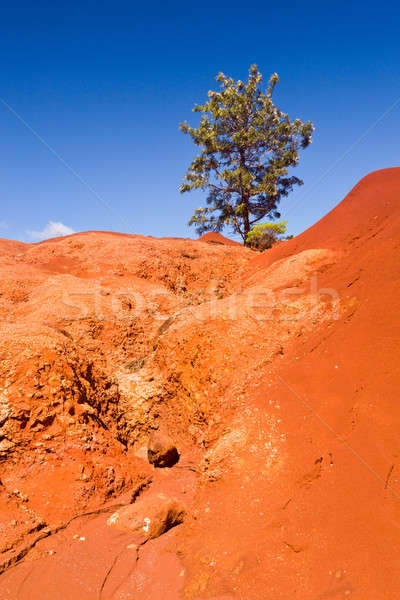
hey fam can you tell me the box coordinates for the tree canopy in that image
[180,64,314,244]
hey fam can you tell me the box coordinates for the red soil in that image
[197,231,242,246]
[0,168,399,598]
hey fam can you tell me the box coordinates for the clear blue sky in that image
[0,0,399,242]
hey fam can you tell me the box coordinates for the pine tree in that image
[180,65,314,244]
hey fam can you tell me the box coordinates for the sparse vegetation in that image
[246,220,288,251]
[180,64,313,245]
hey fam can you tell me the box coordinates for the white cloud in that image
[0,221,8,229]
[27,221,75,241]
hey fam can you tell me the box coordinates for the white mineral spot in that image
[107,512,120,526]
[142,517,151,532]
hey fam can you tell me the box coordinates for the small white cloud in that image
[0,221,8,229]
[27,221,75,241]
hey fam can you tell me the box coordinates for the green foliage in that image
[246,220,288,251]
[180,65,314,244]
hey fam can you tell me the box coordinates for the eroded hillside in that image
[0,168,400,599]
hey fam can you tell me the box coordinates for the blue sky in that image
[0,0,399,242]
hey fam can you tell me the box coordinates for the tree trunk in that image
[239,150,251,245]
[243,206,250,245]
[241,189,251,245]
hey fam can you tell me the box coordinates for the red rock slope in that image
[0,167,400,599]
[197,232,242,246]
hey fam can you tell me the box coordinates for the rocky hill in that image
[0,168,399,598]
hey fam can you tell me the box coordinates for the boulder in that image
[107,493,186,544]
[147,432,179,468]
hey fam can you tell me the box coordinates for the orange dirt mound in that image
[0,168,399,598]
[197,231,242,246]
